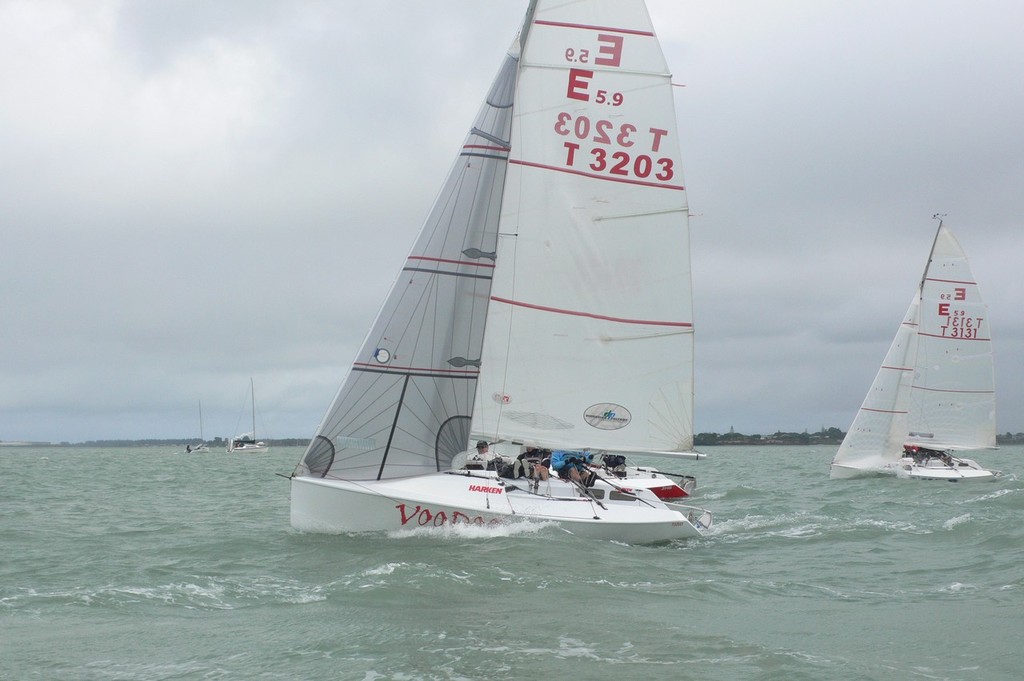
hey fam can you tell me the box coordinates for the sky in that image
[2,0,1021,444]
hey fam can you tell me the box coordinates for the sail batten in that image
[508,158,686,190]
[490,296,691,328]
[533,19,656,37]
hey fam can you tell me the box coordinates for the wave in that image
[2,576,329,612]
[386,518,559,541]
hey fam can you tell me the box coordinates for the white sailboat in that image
[185,400,210,453]
[290,0,713,541]
[228,379,269,453]
[830,220,999,482]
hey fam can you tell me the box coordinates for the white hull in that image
[290,471,711,543]
[228,442,269,453]
[830,457,998,482]
[893,456,998,482]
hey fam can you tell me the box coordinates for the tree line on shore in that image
[697,428,1024,446]
[695,427,846,446]
[7,429,1024,447]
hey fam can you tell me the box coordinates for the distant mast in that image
[249,378,256,442]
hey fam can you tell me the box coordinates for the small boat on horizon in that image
[228,380,269,453]
[185,400,210,453]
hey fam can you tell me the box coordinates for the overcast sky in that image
[2,0,1021,444]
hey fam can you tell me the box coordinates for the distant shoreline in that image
[6,432,1023,447]
[0,438,312,448]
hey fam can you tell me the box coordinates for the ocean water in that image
[1,444,1021,681]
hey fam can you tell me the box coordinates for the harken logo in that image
[583,403,631,430]
[468,484,503,495]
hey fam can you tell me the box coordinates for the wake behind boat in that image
[830,219,999,482]
[289,0,713,542]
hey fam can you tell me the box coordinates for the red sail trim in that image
[491,296,692,328]
[918,332,990,342]
[911,385,994,394]
[510,158,685,191]
[534,19,655,37]
[464,144,511,153]
[924,277,976,285]
[407,256,495,269]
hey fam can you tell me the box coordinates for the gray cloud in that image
[1,1,1020,443]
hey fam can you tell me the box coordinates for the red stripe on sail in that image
[491,296,691,328]
[510,158,685,191]
[408,256,495,269]
[925,277,976,285]
[464,144,510,153]
[918,332,990,342]
[912,385,994,394]
[534,19,655,37]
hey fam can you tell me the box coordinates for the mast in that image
[250,378,256,441]
[519,0,540,48]
[919,213,947,290]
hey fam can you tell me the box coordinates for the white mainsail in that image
[474,1,695,456]
[830,223,995,478]
[909,226,996,449]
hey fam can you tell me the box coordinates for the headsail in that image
[297,18,534,481]
[474,0,695,455]
[830,296,920,475]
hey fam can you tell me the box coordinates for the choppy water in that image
[1,444,1021,680]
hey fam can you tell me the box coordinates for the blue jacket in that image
[550,450,591,471]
